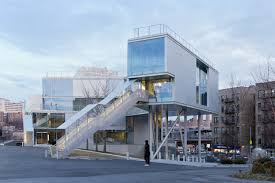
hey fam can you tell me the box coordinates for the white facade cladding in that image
[165,35,219,114]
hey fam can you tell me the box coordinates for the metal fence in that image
[132,24,214,68]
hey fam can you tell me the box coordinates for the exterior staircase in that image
[49,81,148,158]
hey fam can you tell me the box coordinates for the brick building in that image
[212,86,255,155]
[255,81,275,151]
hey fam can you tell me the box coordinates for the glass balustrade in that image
[56,87,148,155]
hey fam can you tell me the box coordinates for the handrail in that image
[54,84,148,156]
[56,90,145,154]
[132,24,214,68]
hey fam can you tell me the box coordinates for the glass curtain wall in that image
[42,78,74,111]
[94,130,126,145]
[196,60,208,106]
[141,78,174,102]
[48,113,65,128]
[128,37,165,76]
[35,130,64,145]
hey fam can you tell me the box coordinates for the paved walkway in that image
[0,146,268,183]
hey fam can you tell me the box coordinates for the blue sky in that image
[0,0,274,101]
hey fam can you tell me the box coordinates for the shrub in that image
[263,161,273,174]
[233,159,246,164]
[220,159,233,164]
[252,162,265,174]
[254,157,271,164]
[271,165,275,177]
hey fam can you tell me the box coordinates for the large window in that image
[36,132,48,144]
[42,78,73,97]
[43,98,74,111]
[32,113,48,125]
[94,130,126,145]
[127,37,165,76]
[48,113,65,128]
[196,59,208,106]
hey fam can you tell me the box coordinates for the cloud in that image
[0,0,275,100]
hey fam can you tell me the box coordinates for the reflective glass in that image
[128,37,165,76]
[196,60,208,106]
[42,79,73,97]
[43,98,74,111]
[200,70,208,106]
[154,82,174,102]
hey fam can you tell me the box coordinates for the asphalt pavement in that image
[0,146,268,183]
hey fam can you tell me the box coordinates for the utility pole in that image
[249,126,252,163]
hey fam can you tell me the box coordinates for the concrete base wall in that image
[23,131,33,146]
[85,144,144,158]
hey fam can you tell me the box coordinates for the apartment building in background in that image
[0,98,24,141]
[255,81,275,154]
[212,86,255,155]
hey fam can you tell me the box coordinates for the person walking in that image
[144,140,150,166]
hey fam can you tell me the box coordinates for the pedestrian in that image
[144,140,150,166]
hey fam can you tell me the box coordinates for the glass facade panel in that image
[36,132,48,144]
[34,130,64,145]
[196,59,208,106]
[73,98,101,111]
[128,37,165,76]
[48,113,65,128]
[141,79,174,103]
[43,98,74,111]
[42,79,73,97]
[32,113,48,125]
[94,130,126,145]
[200,69,208,106]
[154,82,174,102]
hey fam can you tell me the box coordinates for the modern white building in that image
[50,25,219,161]
[26,67,123,146]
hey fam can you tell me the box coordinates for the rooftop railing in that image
[132,24,214,68]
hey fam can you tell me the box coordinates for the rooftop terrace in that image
[131,24,214,68]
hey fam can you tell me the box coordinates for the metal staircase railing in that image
[50,82,148,158]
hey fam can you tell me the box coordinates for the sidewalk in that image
[67,149,249,168]
[152,159,249,168]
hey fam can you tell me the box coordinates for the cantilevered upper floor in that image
[127,24,219,114]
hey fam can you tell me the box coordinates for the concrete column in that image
[179,111,184,156]
[184,114,188,159]
[198,114,202,162]
[149,106,154,159]
[161,105,164,142]
[89,134,94,150]
[155,110,159,152]
[165,106,169,159]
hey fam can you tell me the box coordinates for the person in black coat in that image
[144,140,150,166]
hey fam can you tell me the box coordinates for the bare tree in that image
[80,78,114,152]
